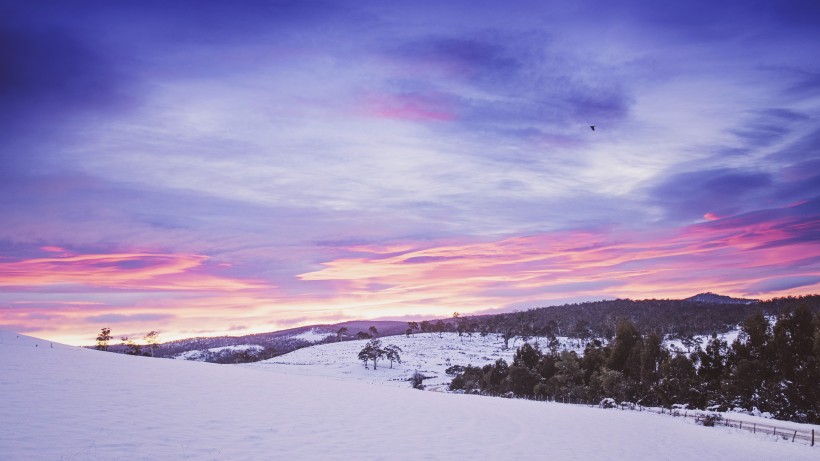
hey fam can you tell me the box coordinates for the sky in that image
[1,0,819,345]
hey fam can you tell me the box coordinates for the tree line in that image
[95,328,161,357]
[449,305,819,424]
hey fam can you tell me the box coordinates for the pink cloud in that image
[0,251,264,292]
[298,216,819,308]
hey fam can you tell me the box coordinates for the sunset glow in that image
[1,1,818,345]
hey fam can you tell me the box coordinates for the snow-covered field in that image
[249,332,520,388]
[1,330,817,460]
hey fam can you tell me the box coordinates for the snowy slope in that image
[250,332,520,387]
[2,330,817,460]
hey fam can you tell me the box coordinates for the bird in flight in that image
[590,125,595,131]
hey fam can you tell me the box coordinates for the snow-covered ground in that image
[249,332,520,387]
[249,331,746,388]
[174,344,264,361]
[290,328,335,343]
[2,330,817,460]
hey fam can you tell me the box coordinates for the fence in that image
[609,404,816,447]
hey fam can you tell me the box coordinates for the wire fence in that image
[597,403,817,447]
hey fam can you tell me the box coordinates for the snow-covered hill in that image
[2,330,816,460]
[250,331,743,388]
[249,332,522,388]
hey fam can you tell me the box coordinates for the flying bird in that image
[590,125,595,131]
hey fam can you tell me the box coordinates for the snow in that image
[664,329,741,354]
[1,330,817,460]
[290,328,335,343]
[249,333,520,387]
[174,344,264,361]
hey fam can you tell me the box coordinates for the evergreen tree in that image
[724,313,775,412]
[770,306,818,422]
[639,331,665,402]
[655,353,696,407]
[607,320,640,374]
[697,333,727,407]
[512,342,542,369]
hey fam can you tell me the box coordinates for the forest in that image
[449,303,819,424]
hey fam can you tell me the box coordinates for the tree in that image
[120,336,144,356]
[384,344,402,368]
[453,312,465,341]
[356,331,371,340]
[434,320,446,338]
[607,320,641,374]
[369,326,379,338]
[725,313,775,412]
[95,327,112,351]
[407,321,419,336]
[696,333,727,406]
[770,306,818,422]
[499,317,518,350]
[357,339,385,370]
[655,353,696,407]
[144,331,160,357]
[420,320,432,337]
[512,342,542,369]
[337,327,348,342]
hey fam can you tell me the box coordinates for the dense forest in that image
[450,303,820,424]
[460,295,820,344]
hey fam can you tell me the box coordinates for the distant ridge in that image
[685,292,758,305]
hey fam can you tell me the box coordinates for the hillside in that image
[119,295,817,364]
[248,331,741,389]
[685,292,759,304]
[3,330,817,460]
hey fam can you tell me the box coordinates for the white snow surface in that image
[290,327,335,343]
[250,333,520,387]
[174,344,264,361]
[1,330,817,461]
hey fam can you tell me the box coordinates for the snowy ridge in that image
[1,330,817,460]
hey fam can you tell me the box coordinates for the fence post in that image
[811,429,814,447]
[753,423,756,434]
[739,421,742,430]
[792,430,797,442]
